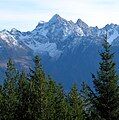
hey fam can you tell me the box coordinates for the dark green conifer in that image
[16,71,30,120]
[82,36,119,120]
[54,84,69,120]
[2,59,19,120]
[0,85,4,120]
[69,84,85,120]
[29,55,47,120]
[45,77,57,120]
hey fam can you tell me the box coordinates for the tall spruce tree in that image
[81,36,119,120]
[16,71,30,120]
[45,77,57,120]
[29,55,47,120]
[0,85,4,120]
[2,59,19,120]
[54,84,69,120]
[68,84,85,120]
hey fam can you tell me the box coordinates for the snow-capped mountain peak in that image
[76,19,89,29]
[0,29,19,46]
[48,14,65,24]
[10,28,21,35]
[35,21,46,29]
[0,14,119,59]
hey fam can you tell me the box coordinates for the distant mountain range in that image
[0,14,119,89]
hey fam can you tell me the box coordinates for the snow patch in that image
[0,31,18,46]
[108,30,119,44]
[24,40,62,58]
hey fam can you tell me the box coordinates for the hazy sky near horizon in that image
[0,0,119,31]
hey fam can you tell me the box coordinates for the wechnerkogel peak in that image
[36,14,84,39]
[16,14,85,58]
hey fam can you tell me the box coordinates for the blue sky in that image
[0,0,119,31]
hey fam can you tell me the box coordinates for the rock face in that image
[0,14,119,89]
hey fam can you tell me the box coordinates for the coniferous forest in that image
[0,36,119,120]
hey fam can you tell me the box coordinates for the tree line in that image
[0,36,119,120]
